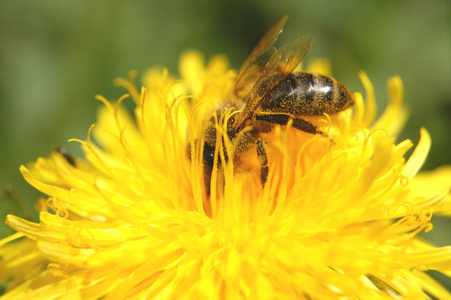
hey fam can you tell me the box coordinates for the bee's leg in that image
[254,113,324,135]
[54,147,76,166]
[256,140,268,185]
[291,118,325,135]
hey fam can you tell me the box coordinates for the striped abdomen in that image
[260,72,354,116]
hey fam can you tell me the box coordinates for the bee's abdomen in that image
[262,72,354,116]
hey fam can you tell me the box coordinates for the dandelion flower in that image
[1,49,451,299]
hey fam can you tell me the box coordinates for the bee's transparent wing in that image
[233,34,313,130]
[232,16,288,99]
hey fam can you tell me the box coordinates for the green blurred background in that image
[0,0,450,285]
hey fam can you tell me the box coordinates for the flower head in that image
[1,50,451,299]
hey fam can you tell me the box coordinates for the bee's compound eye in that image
[202,143,216,169]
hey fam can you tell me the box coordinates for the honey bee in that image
[197,16,354,192]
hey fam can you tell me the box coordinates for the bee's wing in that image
[232,16,288,99]
[233,34,313,130]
